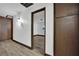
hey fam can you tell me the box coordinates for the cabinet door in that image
[55,15,79,56]
[55,3,78,17]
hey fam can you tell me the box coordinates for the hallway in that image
[0,40,43,56]
[0,3,53,56]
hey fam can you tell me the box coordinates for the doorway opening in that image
[31,7,46,55]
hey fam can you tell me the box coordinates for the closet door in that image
[55,3,79,56]
[7,19,11,39]
[0,17,11,40]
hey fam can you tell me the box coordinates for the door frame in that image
[11,18,13,40]
[54,3,55,56]
[31,7,46,55]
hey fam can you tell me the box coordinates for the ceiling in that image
[0,3,32,17]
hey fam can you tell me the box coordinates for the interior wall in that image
[33,11,44,35]
[13,3,53,55]
[13,9,31,47]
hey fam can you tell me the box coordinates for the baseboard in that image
[12,39,32,49]
[44,53,51,56]
[34,34,45,37]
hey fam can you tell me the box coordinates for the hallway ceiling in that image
[0,3,29,17]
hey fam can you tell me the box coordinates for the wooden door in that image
[54,3,79,56]
[7,19,11,39]
[0,17,11,41]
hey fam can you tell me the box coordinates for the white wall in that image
[13,9,32,47]
[33,11,45,35]
[13,3,53,55]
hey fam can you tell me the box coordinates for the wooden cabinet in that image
[54,3,79,56]
[55,4,78,17]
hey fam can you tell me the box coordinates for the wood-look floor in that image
[0,40,44,56]
[33,36,45,55]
